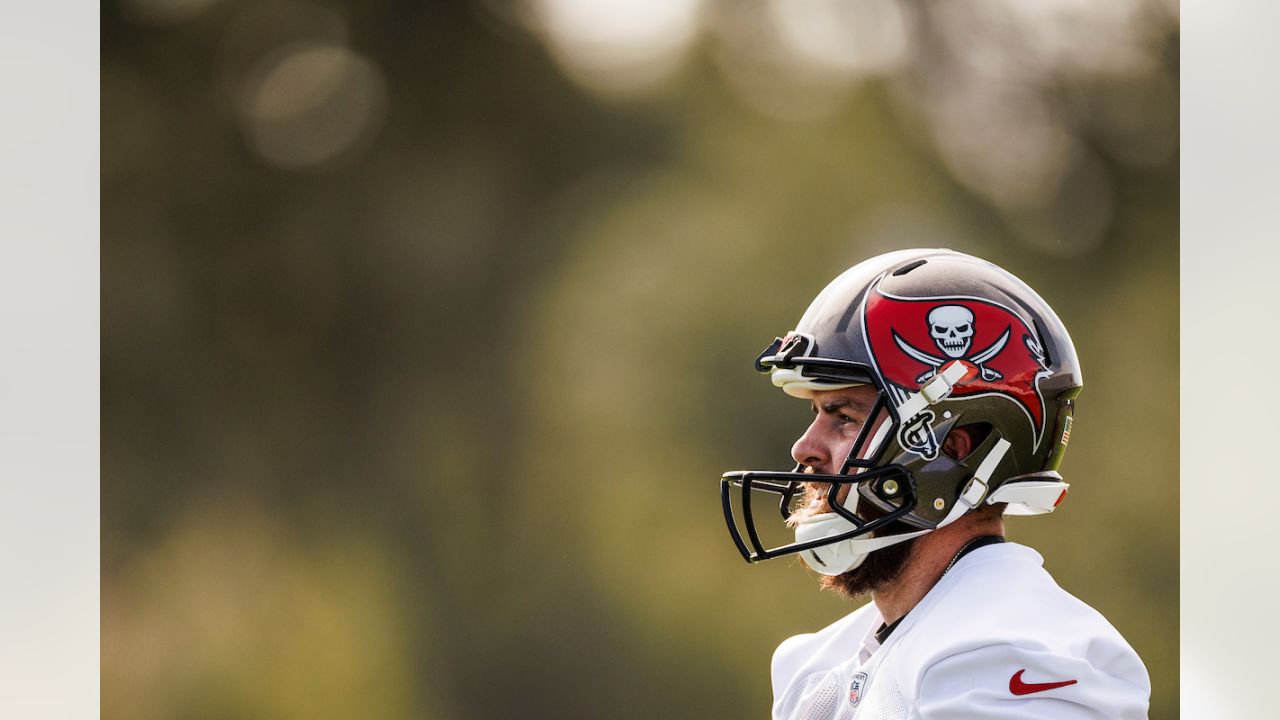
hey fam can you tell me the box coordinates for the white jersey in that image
[770,542,1150,719]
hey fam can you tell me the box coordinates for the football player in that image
[721,249,1150,719]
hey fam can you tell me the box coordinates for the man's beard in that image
[820,521,917,598]
[790,481,919,599]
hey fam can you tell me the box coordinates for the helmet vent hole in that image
[892,259,928,276]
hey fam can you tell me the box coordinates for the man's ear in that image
[942,425,975,461]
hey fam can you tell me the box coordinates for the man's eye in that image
[838,414,859,426]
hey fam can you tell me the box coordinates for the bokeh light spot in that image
[528,0,704,96]
[767,0,910,76]
[241,44,388,170]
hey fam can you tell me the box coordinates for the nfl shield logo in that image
[849,672,868,706]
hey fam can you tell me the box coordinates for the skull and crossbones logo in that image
[928,305,974,358]
[894,304,1010,384]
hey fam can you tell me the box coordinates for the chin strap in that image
[895,360,968,420]
[935,438,1009,527]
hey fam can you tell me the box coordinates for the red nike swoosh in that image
[1009,669,1078,696]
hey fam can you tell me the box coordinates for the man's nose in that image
[791,417,830,471]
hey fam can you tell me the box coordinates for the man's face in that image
[790,385,885,481]
[790,384,917,597]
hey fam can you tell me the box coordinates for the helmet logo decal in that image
[927,305,975,358]
[864,285,1052,449]
[898,409,940,460]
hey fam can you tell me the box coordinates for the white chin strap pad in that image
[795,513,930,575]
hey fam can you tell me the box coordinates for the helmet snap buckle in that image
[922,361,966,403]
[960,477,988,507]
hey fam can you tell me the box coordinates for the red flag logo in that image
[863,286,1051,448]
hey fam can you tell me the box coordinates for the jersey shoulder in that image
[902,542,1141,661]
[893,543,1150,717]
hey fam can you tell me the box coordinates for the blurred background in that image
[102,0,1179,718]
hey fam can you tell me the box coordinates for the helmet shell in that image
[783,249,1082,527]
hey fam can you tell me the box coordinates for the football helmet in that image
[720,249,1082,575]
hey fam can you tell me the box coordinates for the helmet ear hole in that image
[943,422,993,462]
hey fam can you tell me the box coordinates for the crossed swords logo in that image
[892,304,1011,384]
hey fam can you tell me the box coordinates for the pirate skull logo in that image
[928,305,974,358]
[893,303,1009,384]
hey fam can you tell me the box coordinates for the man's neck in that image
[871,521,1004,626]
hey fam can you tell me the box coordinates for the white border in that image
[0,2,100,716]
[1182,1,1280,716]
